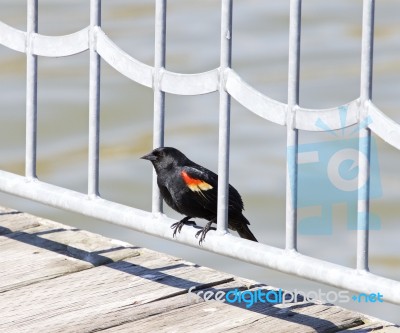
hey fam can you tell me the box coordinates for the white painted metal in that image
[286,0,302,252]
[0,21,26,53]
[0,170,399,305]
[96,28,153,88]
[0,23,397,135]
[216,0,233,235]
[369,102,400,150]
[88,0,101,198]
[225,69,287,126]
[32,28,89,57]
[152,0,167,214]
[25,0,38,180]
[296,99,360,131]
[161,69,219,95]
[357,0,375,272]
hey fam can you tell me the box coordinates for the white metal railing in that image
[1,0,400,305]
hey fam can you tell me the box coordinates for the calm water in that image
[0,0,399,323]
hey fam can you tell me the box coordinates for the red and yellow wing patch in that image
[181,171,213,192]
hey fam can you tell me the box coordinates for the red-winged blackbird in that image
[141,147,258,244]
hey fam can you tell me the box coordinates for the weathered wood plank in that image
[0,248,234,333]
[101,290,366,333]
[0,206,397,333]
[102,297,398,333]
[0,209,41,234]
[0,206,19,215]
[0,211,139,292]
[336,318,400,332]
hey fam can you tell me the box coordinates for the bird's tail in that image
[237,224,258,242]
[233,215,258,242]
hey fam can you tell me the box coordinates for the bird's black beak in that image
[140,151,157,161]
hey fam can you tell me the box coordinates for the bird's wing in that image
[181,165,244,213]
[180,166,217,203]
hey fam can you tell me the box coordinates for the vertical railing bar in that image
[217,0,233,234]
[152,0,167,214]
[26,0,38,180]
[88,0,101,198]
[286,0,302,251]
[357,0,375,271]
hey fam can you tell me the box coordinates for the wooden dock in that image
[0,205,398,333]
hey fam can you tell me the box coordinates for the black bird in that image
[141,147,258,244]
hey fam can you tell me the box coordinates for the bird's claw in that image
[195,229,205,244]
[171,217,196,238]
[195,224,216,245]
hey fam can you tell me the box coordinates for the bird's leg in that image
[171,216,196,238]
[195,218,217,245]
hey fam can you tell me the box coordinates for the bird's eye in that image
[153,150,164,159]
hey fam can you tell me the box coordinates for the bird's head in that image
[141,147,188,173]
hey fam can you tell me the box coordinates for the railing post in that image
[26,0,38,180]
[88,0,101,198]
[217,0,233,235]
[357,0,375,272]
[152,0,167,214]
[286,0,301,251]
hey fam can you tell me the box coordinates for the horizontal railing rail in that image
[1,0,400,305]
